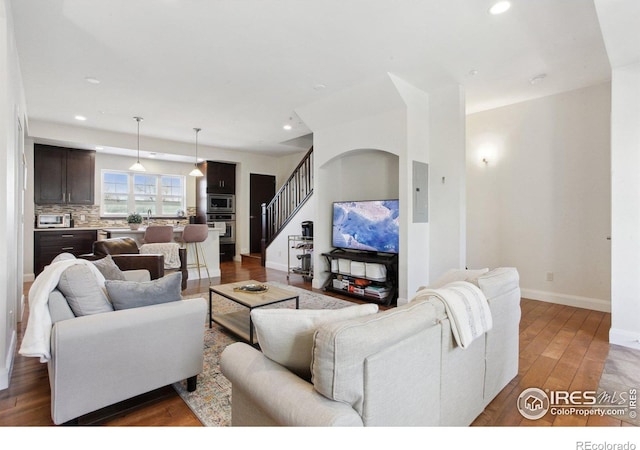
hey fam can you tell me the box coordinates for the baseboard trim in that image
[265,261,288,273]
[187,268,221,280]
[520,288,611,313]
[24,273,35,282]
[609,328,640,350]
[19,294,25,323]
[0,330,17,390]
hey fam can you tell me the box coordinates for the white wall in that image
[609,62,640,347]
[426,84,467,283]
[272,150,308,191]
[594,0,640,349]
[1,0,27,390]
[297,76,408,293]
[297,74,466,301]
[266,149,398,273]
[311,115,404,292]
[466,83,612,312]
[265,198,316,272]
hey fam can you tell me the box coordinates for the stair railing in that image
[261,147,313,265]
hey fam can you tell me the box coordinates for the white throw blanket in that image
[19,259,106,363]
[139,242,181,269]
[416,281,492,349]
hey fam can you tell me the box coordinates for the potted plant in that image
[127,212,143,230]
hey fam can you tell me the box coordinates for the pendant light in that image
[129,116,146,172]
[189,127,204,177]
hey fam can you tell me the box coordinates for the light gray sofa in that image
[46,266,207,425]
[220,267,520,426]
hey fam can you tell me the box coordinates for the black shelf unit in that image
[321,249,398,306]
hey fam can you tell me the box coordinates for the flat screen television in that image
[332,199,399,254]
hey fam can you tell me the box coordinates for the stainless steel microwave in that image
[37,213,71,228]
[207,194,235,213]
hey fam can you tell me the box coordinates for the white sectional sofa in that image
[220,267,521,426]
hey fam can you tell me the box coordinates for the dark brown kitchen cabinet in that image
[205,161,236,194]
[196,160,237,221]
[34,144,95,205]
[219,243,235,262]
[34,229,97,275]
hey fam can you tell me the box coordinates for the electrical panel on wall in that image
[412,161,428,223]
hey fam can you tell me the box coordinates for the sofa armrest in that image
[110,254,165,280]
[49,298,206,424]
[220,343,363,426]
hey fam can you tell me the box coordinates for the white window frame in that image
[101,170,186,217]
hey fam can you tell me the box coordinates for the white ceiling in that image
[10,0,611,157]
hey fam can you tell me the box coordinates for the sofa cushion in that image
[105,272,182,310]
[251,303,379,380]
[57,264,114,316]
[421,268,489,290]
[476,267,520,299]
[92,255,126,280]
[311,298,440,414]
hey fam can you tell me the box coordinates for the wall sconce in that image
[477,142,499,167]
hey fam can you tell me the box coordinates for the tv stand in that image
[321,249,398,306]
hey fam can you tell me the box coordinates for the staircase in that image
[261,147,314,265]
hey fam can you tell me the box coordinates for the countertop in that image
[35,225,222,233]
[34,227,102,232]
[102,226,222,233]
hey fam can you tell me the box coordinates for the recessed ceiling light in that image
[489,1,511,15]
[529,73,547,85]
[469,69,479,76]
[283,124,292,131]
[85,76,101,84]
[313,83,326,91]
[74,115,87,121]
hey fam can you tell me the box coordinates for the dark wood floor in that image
[0,257,629,426]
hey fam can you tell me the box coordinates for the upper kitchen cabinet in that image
[205,161,236,194]
[34,144,95,205]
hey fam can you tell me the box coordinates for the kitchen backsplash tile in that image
[35,205,197,228]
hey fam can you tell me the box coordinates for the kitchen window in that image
[102,170,186,217]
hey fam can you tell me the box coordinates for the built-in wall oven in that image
[207,194,235,214]
[208,213,235,243]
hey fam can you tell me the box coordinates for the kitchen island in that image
[100,226,221,280]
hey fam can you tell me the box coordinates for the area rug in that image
[596,344,640,426]
[172,282,357,426]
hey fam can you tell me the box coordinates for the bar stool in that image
[181,224,210,281]
[143,225,174,243]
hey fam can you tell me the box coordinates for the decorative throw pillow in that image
[92,255,126,280]
[57,264,114,316]
[105,272,182,310]
[250,303,379,380]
